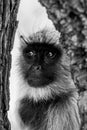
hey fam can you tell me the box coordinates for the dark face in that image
[20,43,62,88]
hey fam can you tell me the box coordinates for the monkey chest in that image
[18,97,50,130]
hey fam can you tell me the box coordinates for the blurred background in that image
[17,0,54,36]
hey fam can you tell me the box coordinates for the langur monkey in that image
[8,0,80,130]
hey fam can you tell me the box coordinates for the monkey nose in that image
[34,65,41,71]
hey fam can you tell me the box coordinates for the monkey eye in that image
[46,51,56,59]
[26,51,35,58]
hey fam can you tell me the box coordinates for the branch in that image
[0,0,20,129]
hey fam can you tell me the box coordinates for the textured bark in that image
[39,0,87,130]
[0,0,20,130]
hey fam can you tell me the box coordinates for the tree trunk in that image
[39,0,87,130]
[0,0,20,130]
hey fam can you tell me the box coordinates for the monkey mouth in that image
[27,76,54,88]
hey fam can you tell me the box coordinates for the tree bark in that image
[39,0,87,130]
[0,0,20,130]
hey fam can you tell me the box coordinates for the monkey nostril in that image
[34,65,41,70]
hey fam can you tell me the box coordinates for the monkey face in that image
[20,42,62,88]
